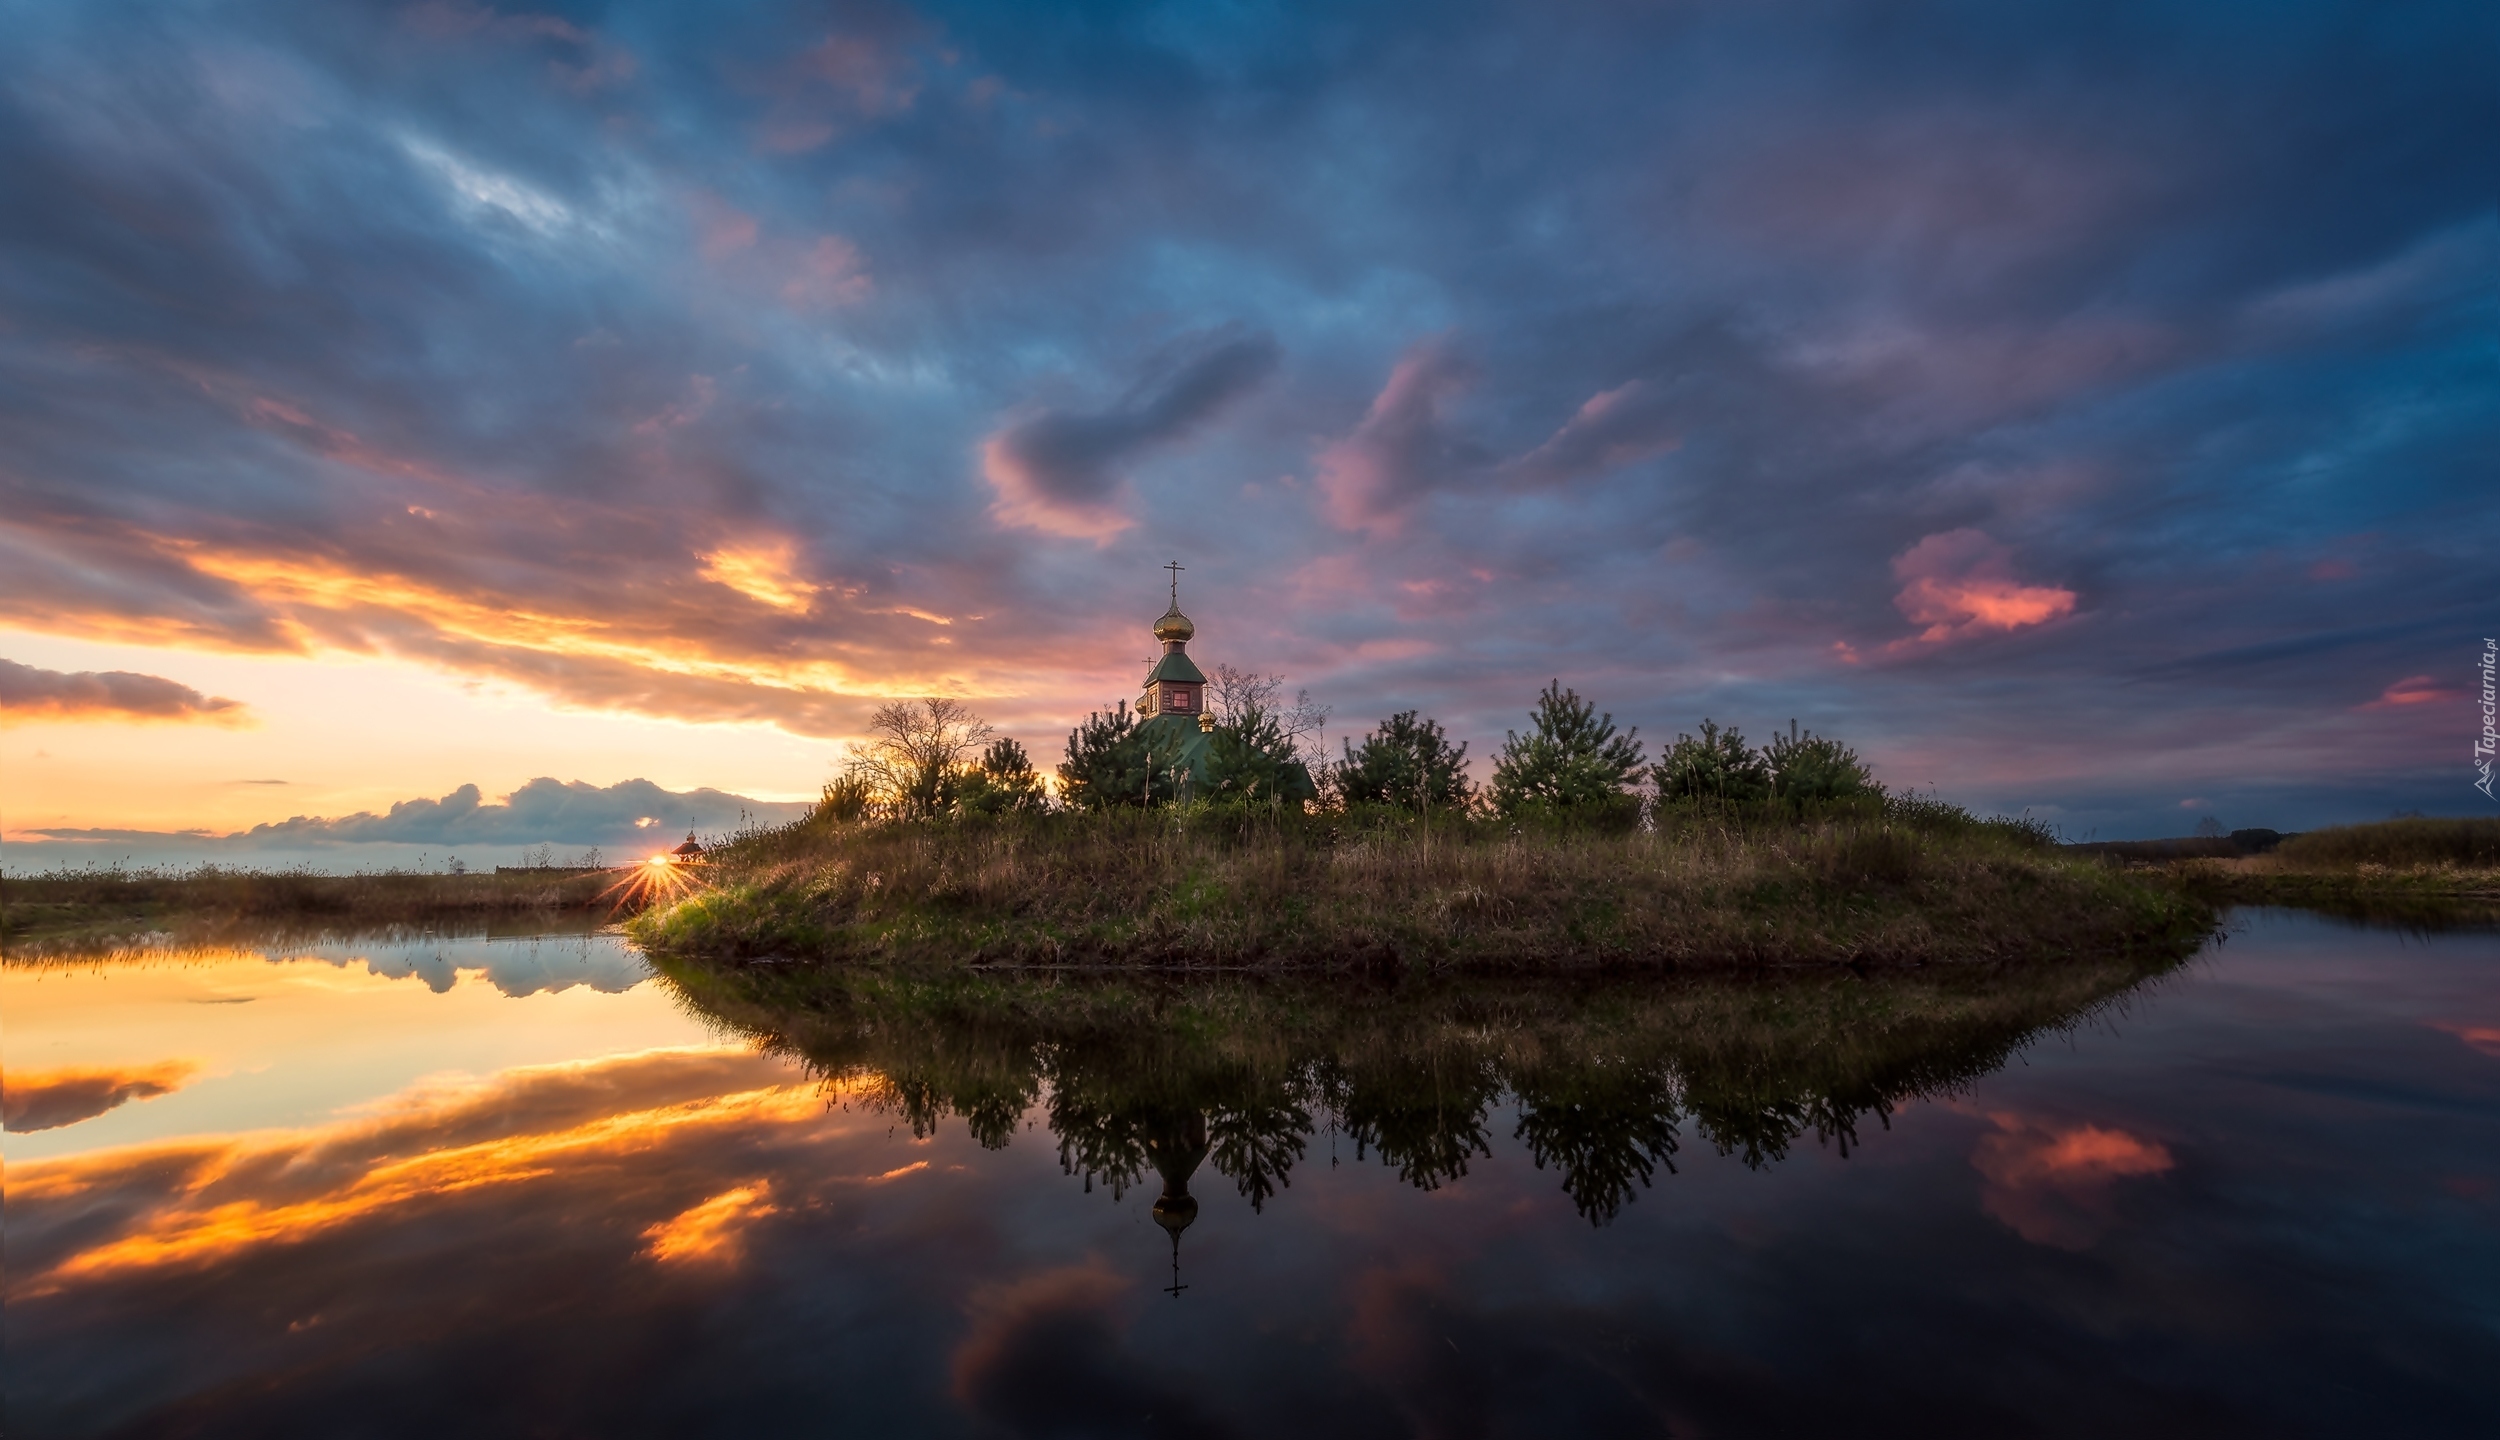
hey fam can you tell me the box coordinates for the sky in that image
[2,0,2493,867]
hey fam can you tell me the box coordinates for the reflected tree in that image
[1511,1062,1684,1226]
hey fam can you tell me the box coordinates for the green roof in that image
[1145,649,1206,685]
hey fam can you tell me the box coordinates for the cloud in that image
[642,1182,779,1265]
[0,658,249,724]
[1313,340,1479,535]
[951,1263,1240,1438]
[1972,1112,2174,1250]
[4,1062,201,1133]
[2362,675,2455,709]
[1888,530,2078,648]
[0,0,2491,839]
[7,1047,814,1295]
[26,778,812,851]
[1503,380,1684,489]
[984,332,1281,540]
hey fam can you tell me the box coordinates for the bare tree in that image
[844,697,994,820]
[1211,664,1330,768]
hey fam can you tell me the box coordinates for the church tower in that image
[1138,561,1209,722]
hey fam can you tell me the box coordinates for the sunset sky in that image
[3,0,2492,868]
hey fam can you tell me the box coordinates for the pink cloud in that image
[2362,675,2455,710]
[1888,528,2076,647]
[980,432,1134,542]
[1973,1112,2173,1249]
[1313,340,1474,535]
[688,192,758,259]
[781,235,872,308]
[1503,379,1681,487]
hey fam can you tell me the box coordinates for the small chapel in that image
[1127,562,1315,804]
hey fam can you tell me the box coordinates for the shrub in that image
[1489,681,1646,815]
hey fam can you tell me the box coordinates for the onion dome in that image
[1152,604,1195,643]
[672,831,704,860]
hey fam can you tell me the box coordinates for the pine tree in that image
[1204,699,1301,804]
[1656,719,1771,804]
[959,737,1050,815]
[1488,681,1646,814]
[1761,721,1876,806]
[1337,711,1473,811]
[1058,702,1187,810]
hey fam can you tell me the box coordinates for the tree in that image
[2192,815,2226,839]
[1337,711,1474,811]
[1058,701,1188,810]
[1656,719,1771,804]
[1489,681,1646,814]
[958,737,1051,815]
[1204,696,1309,805]
[1211,663,1331,771]
[844,697,994,821]
[816,773,880,823]
[1761,721,1877,806]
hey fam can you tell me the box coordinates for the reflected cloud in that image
[4,1060,201,1133]
[951,1262,1238,1438]
[1972,1112,2174,1249]
[643,1181,780,1265]
[8,1046,814,1296]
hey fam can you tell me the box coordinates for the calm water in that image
[5,911,2496,1438]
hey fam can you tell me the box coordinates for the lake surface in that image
[6,910,2495,1438]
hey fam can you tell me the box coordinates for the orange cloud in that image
[1972,1111,2172,1249]
[1889,528,2076,648]
[4,1061,202,1133]
[642,1182,779,1265]
[7,1047,834,1297]
[698,540,819,613]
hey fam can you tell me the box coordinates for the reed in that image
[2168,816,2500,908]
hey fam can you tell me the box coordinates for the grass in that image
[2154,816,2500,910]
[646,947,2188,1221]
[627,798,2214,972]
[0,864,628,955]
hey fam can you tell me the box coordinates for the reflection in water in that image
[657,952,2185,1228]
[9,925,647,998]
[3,1060,200,1133]
[8,911,2498,1438]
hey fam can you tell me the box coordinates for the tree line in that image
[818,676,1876,823]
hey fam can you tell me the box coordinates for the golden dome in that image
[1152,605,1195,643]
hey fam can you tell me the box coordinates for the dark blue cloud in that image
[1,0,2491,835]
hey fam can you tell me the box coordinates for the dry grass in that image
[629,805,2211,971]
[2170,817,2500,909]
[1,865,624,954]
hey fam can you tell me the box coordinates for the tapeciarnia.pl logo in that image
[2477,637,2496,800]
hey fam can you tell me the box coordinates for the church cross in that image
[1164,560,1184,607]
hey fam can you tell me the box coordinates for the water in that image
[5,910,2495,1437]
